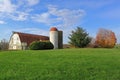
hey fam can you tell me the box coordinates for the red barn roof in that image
[13,32,49,46]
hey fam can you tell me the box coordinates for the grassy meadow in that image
[0,48,120,80]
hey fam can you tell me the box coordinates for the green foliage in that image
[68,27,91,48]
[29,41,53,50]
[0,49,120,80]
[44,41,54,49]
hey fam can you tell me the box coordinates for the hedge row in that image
[29,41,54,50]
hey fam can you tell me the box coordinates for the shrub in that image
[29,41,53,50]
[29,41,41,50]
[44,42,54,49]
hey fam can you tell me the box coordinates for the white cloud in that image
[33,5,85,27]
[52,5,85,28]
[0,0,36,21]
[0,0,16,13]
[27,0,39,6]
[10,12,29,21]
[32,13,51,25]
[0,20,5,24]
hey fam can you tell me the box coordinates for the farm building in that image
[9,32,49,50]
[9,27,63,50]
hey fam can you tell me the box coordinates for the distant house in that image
[9,32,49,50]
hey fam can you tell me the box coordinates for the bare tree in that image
[0,39,9,50]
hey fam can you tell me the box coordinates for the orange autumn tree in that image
[95,28,116,48]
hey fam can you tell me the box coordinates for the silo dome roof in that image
[50,27,58,31]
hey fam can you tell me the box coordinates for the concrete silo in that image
[50,27,58,49]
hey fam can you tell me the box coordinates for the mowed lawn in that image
[0,49,120,80]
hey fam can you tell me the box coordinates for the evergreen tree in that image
[68,27,91,48]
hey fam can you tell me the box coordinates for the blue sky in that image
[0,0,120,43]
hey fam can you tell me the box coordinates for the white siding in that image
[9,33,22,50]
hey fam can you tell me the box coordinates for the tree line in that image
[68,27,117,48]
[0,26,118,50]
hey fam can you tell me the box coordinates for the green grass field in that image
[0,48,120,80]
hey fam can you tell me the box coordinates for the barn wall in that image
[9,33,22,50]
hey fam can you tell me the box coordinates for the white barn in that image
[9,32,49,50]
